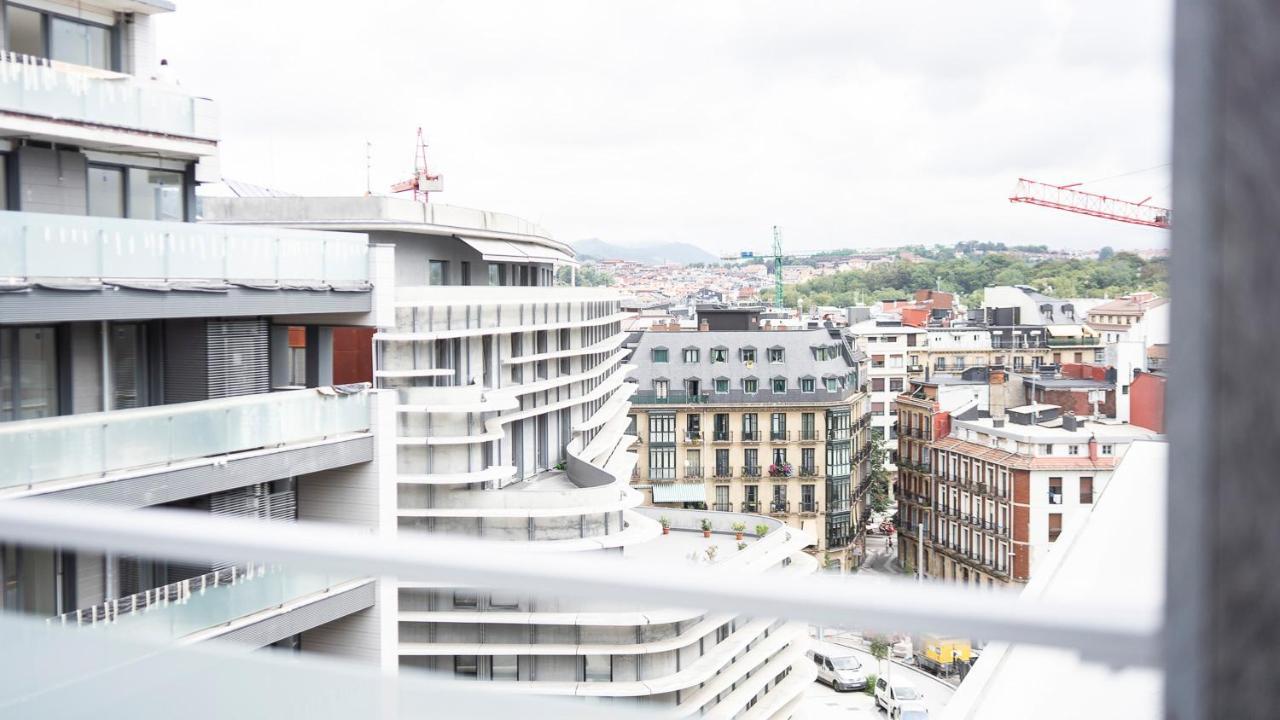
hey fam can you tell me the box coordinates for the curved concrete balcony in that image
[392,358,631,417]
[502,330,628,366]
[377,311,630,343]
[399,611,738,657]
[394,510,663,559]
[397,606,707,627]
[397,481,643,519]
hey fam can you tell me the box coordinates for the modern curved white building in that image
[204,195,817,717]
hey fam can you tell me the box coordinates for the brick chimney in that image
[1088,435,1099,460]
[989,368,1007,420]
[699,319,710,332]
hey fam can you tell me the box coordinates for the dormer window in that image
[710,347,728,363]
[714,377,730,393]
[800,377,816,393]
[652,347,669,363]
[743,377,758,394]
[768,347,785,363]
[771,377,787,393]
[682,347,699,363]
[740,347,756,363]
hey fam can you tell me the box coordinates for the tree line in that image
[785,249,1167,309]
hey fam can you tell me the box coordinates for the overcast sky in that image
[159,1,1172,254]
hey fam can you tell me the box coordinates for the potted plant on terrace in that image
[660,516,671,535]
[768,462,793,478]
[755,523,769,538]
[731,521,746,541]
[700,518,713,538]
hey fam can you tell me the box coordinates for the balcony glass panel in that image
[99,567,350,643]
[0,388,370,490]
[0,211,369,285]
[0,59,205,138]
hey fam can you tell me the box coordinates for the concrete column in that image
[270,325,292,388]
[1167,1,1280,716]
[305,326,334,388]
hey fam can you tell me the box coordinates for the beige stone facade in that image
[631,394,873,571]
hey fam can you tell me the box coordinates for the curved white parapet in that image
[398,606,708,627]
[573,383,637,433]
[400,611,738,657]
[397,486,642,519]
[502,331,628,366]
[397,466,518,486]
[375,311,632,343]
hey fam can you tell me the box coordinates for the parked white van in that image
[807,641,869,691]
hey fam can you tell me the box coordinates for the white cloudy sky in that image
[158,1,1172,254]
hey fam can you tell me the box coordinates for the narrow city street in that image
[859,531,903,576]
[797,643,955,718]
[858,503,907,578]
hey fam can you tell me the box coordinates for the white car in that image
[808,641,868,691]
[874,677,925,718]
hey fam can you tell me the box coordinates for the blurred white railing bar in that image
[0,499,1162,668]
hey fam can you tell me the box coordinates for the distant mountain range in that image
[572,238,719,265]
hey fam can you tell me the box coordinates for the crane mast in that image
[772,225,784,307]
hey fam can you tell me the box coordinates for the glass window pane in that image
[50,17,111,70]
[87,166,125,218]
[109,323,147,409]
[8,7,44,59]
[127,168,185,221]
[17,327,57,420]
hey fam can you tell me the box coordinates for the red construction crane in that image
[391,127,444,202]
[1009,178,1170,229]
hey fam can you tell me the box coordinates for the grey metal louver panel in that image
[207,318,269,398]
[266,490,297,522]
[210,484,265,519]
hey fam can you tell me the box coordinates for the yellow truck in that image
[914,634,972,677]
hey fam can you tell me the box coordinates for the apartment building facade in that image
[843,318,924,461]
[207,196,818,715]
[1086,292,1171,345]
[894,371,991,578]
[628,322,873,571]
[903,402,1153,587]
[0,0,386,652]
